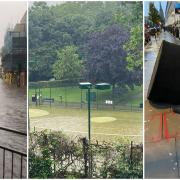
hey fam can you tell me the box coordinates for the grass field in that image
[29,85,143,106]
[30,106,143,143]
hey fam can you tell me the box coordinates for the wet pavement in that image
[145,31,180,178]
[0,79,27,178]
[145,31,180,97]
[145,138,180,179]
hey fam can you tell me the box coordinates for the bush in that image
[29,130,143,178]
[29,151,53,178]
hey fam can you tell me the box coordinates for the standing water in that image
[0,79,26,178]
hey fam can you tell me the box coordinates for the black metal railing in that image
[0,127,27,179]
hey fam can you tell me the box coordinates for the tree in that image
[29,1,143,82]
[149,2,161,26]
[115,2,143,85]
[52,46,84,80]
[124,26,142,70]
[84,25,130,88]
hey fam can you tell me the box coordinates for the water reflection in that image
[0,78,26,150]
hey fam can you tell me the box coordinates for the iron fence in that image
[29,80,143,112]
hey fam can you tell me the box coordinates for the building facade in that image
[165,2,176,26]
[165,2,180,38]
[1,12,27,87]
[159,2,165,25]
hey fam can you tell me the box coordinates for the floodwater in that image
[0,79,27,178]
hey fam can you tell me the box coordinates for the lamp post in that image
[79,82,110,177]
[79,82,111,142]
[79,82,92,142]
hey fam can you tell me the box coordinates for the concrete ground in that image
[145,31,180,178]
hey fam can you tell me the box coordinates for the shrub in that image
[29,130,143,178]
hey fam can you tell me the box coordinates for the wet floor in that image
[145,32,180,178]
[0,79,27,178]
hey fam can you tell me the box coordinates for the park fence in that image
[29,130,143,178]
[29,79,143,112]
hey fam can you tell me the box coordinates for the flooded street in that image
[145,32,180,178]
[0,79,27,178]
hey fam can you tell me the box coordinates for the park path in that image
[145,31,180,178]
[0,79,27,178]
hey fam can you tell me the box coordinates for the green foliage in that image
[29,1,119,81]
[84,25,129,86]
[52,46,84,80]
[114,2,143,85]
[99,144,143,178]
[29,1,143,85]
[114,2,142,29]
[29,130,143,178]
[115,2,143,71]
[29,150,53,178]
[124,25,143,71]
[149,2,161,26]
[124,2,143,71]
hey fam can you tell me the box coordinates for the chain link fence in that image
[29,79,142,112]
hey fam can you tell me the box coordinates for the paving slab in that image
[145,138,178,179]
[175,137,180,177]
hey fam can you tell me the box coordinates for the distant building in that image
[159,2,165,25]
[165,2,180,27]
[165,2,180,38]
[1,12,27,87]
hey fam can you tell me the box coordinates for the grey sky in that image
[0,1,26,49]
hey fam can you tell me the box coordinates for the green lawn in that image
[30,106,143,143]
[29,85,143,106]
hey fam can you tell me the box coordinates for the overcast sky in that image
[0,1,26,49]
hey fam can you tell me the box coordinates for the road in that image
[145,31,180,178]
[0,79,26,178]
